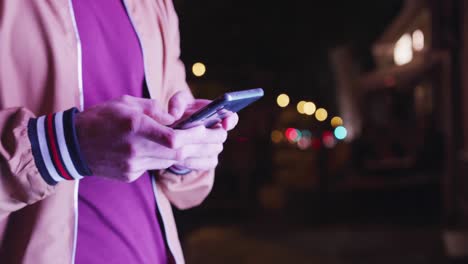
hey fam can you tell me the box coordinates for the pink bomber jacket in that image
[0,0,215,263]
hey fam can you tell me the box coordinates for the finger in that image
[130,137,180,160]
[124,157,176,174]
[138,115,180,148]
[221,113,239,131]
[168,91,194,120]
[190,99,211,111]
[172,126,228,148]
[175,144,223,161]
[121,95,174,125]
[177,99,211,120]
[140,116,228,149]
[137,157,177,171]
[178,157,219,171]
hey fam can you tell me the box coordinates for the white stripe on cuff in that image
[54,112,84,180]
[36,116,64,183]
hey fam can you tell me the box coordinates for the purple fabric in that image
[73,0,168,263]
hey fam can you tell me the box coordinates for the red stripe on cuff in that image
[46,114,74,180]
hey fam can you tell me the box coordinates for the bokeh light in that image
[394,33,413,66]
[322,131,336,148]
[304,102,316,115]
[192,62,206,77]
[271,130,283,143]
[331,116,343,127]
[285,128,302,143]
[297,101,306,114]
[334,126,347,140]
[277,94,290,108]
[412,29,424,51]
[293,129,302,142]
[301,130,312,138]
[298,137,311,150]
[315,108,328,121]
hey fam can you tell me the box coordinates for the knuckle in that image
[220,130,228,142]
[119,158,140,174]
[122,173,136,183]
[119,161,132,173]
[215,144,224,154]
[212,157,219,167]
[183,159,195,169]
[121,115,140,133]
[120,116,133,132]
[163,160,176,168]
[164,129,181,149]
[175,147,187,161]
[145,100,157,113]
[122,143,137,158]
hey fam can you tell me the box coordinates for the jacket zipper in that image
[121,1,178,263]
[66,0,83,263]
[67,1,176,263]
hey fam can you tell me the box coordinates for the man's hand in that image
[75,95,229,182]
[167,91,239,171]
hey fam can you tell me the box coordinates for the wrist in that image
[28,108,93,185]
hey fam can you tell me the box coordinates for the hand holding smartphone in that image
[167,88,264,175]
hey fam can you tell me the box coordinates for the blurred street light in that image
[304,102,316,115]
[277,94,290,108]
[285,128,301,143]
[298,137,311,150]
[394,33,413,66]
[297,101,306,114]
[271,130,283,143]
[192,62,206,77]
[315,108,328,121]
[331,116,343,127]
[334,126,347,140]
[412,29,424,51]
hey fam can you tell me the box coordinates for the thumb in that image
[168,91,194,120]
[147,106,175,126]
[122,96,175,125]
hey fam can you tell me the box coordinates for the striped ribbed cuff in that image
[167,165,192,175]
[27,108,92,185]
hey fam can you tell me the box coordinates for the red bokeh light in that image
[285,128,298,142]
[322,130,335,148]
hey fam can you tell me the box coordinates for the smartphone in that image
[172,88,264,129]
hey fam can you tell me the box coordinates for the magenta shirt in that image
[73,0,168,263]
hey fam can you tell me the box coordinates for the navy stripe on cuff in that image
[27,108,92,185]
[28,119,58,185]
[63,108,92,176]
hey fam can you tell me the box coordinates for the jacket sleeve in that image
[0,107,54,219]
[156,0,215,210]
[0,107,90,219]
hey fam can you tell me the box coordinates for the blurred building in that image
[177,1,468,261]
[334,0,442,180]
[330,0,468,261]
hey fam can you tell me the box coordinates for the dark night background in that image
[168,0,468,263]
[177,0,402,106]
